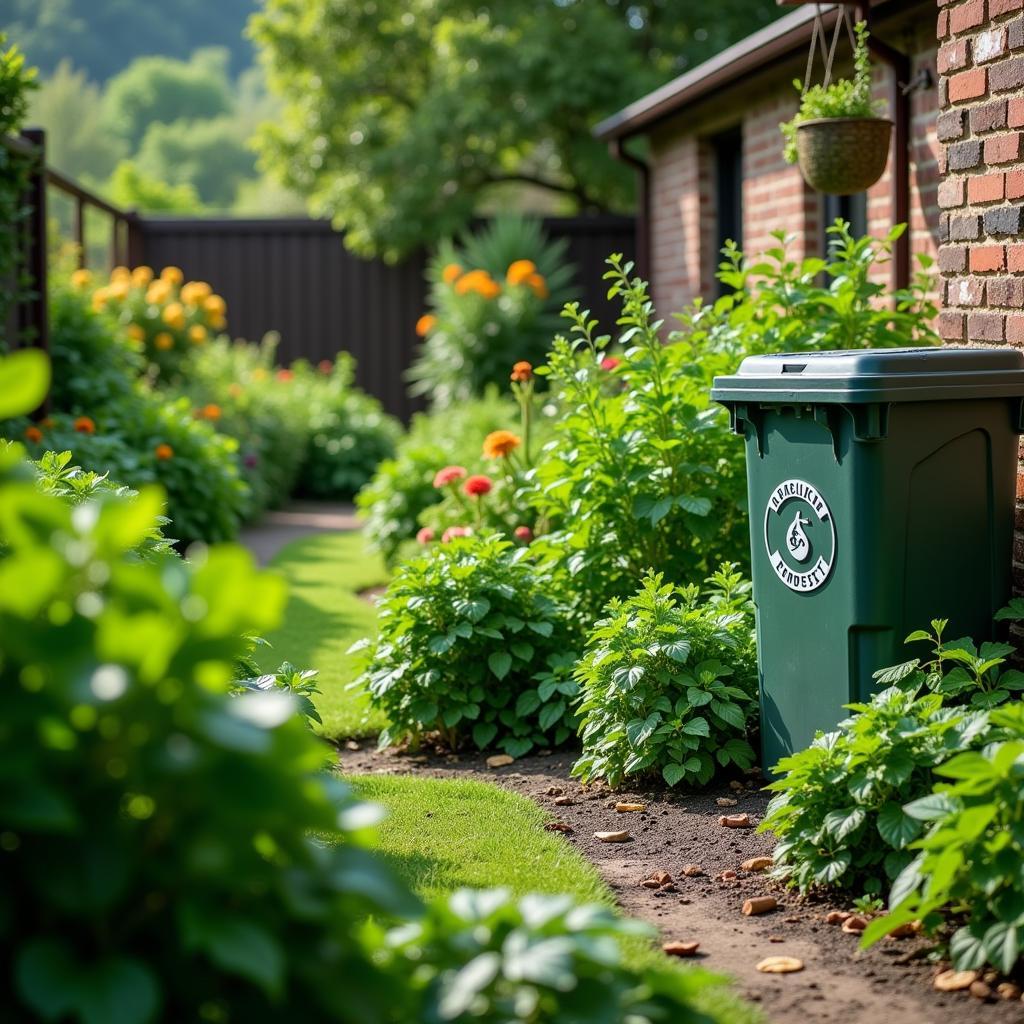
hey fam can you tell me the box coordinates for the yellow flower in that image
[131,265,154,287]
[188,324,207,345]
[482,430,521,459]
[126,324,146,342]
[252,368,268,381]
[208,312,226,331]
[154,332,174,351]
[442,263,463,284]
[70,268,92,290]
[525,271,549,300]
[506,259,537,286]
[160,266,184,285]
[162,302,186,329]
[107,279,130,300]
[91,287,109,311]
[146,280,172,305]
[110,265,131,282]
[181,280,212,306]
[204,294,226,316]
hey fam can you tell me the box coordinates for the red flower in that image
[433,465,467,488]
[318,359,333,374]
[416,526,435,544]
[600,356,621,371]
[442,525,473,543]
[514,525,533,543]
[276,368,294,382]
[463,475,493,497]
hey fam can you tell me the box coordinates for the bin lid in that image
[711,347,1024,405]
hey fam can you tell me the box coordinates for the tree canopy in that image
[251,0,781,261]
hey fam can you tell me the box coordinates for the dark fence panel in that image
[138,215,635,420]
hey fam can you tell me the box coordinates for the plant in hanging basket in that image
[780,21,891,195]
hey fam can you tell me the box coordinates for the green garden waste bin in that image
[711,347,1024,770]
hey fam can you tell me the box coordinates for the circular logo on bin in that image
[763,479,835,593]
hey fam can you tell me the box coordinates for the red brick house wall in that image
[934,0,1024,590]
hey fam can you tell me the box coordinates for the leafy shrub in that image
[378,888,720,1024]
[530,257,749,621]
[79,263,227,381]
[0,407,419,1022]
[357,390,522,565]
[863,703,1024,974]
[407,216,574,408]
[572,567,758,789]
[760,616,1022,895]
[356,533,577,756]
[680,222,938,359]
[761,684,991,895]
[780,21,884,164]
[296,355,402,499]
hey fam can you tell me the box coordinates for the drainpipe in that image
[609,138,651,284]
[856,1,912,291]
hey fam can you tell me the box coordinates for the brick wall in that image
[935,0,1024,348]
[935,0,1024,595]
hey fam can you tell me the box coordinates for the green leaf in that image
[903,629,932,643]
[871,658,919,684]
[876,802,921,850]
[681,716,709,738]
[676,494,712,516]
[0,349,50,419]
[710,698,745,730]
[823,807,865,841]
[515,691,541,717]
[527,621,553,637]
[950,925,989,972]
[488,651,512,681]
[662,763,685,786]
[472,722,498,749]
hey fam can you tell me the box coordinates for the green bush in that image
[378,888,720,1024]
[407,216,574,408]
[572,567,758,789]
[355,533,578,757]
[296,355,402,499]
[760,617,1021,895]
[530,257,749,621]
[357,390,522,565]
[862,703,1024,975]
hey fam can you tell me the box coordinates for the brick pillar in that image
[936,0,1024,590]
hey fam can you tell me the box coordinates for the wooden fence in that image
[5,129,635,419]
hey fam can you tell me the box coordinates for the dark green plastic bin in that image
[711,347,1024,770]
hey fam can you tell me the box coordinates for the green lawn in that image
[258,530,388,739]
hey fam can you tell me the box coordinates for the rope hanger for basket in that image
[803,3,859,94]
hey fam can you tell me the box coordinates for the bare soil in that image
[338,744,1024,1024]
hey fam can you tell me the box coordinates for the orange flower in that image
[110,265,131,282]
[155,443,174,460]
[276,368,294,382]
[525,272,548,299]
[74,416,95,435]
[510,361,532,382]
[131,265,154,287]
[482,430,521,459]
[146,280,172,305]
[154,332,174,351]
[455,269,501,299]
[188,325,207,345]
[126,324,146,342]
[442,263,463,284]
[202,403,222,421]
[70,268,92,290]
[24,425,43,443]
[228,383,244,398]
[506,259,537,286]
[204,294,226,316]
[180,280,212,306]
[160,266,184,285]
[416,313,437,337]
[162,302,186,330]
[91,287,109,312]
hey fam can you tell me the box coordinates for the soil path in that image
[338,744,1022,1024]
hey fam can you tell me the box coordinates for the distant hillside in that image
[0,0,258,82]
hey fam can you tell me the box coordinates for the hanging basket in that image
[795,117,893,195]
